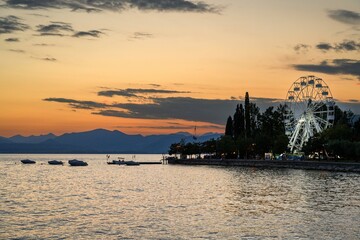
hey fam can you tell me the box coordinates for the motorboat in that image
[107,157,126,165]
[21,159,36,164]
[68,159,88,166]
[125,160,140,166]
[106,155,139,166]
[48,160,64,165]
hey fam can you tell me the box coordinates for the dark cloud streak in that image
[0,15,29,34]
[98,88,191,97]
[130,32,153,40]
[73,30,104,38]
[328,9,360,25]
[293,59,360,79]
[316,42,333,51]
[98,97,249,124]
[43,98,109,109]
[5,37,19,42]
[316,40,360,52]
[294,44,310,54]
[44,94,285,124]
[4,0,220,13]
[36,22,73,36]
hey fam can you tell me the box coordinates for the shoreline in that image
[168,159,360,173]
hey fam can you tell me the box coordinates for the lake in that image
[1,154,359,239]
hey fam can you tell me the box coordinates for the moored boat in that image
[107,157,126,165]
[48,160,64,165]
[21,159,36,164]
[106,155,139,166]
[125,160,140,166]
[68,159,88,166]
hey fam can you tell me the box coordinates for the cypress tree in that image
[245,92,251,138]
[225,116,233,137]
[233,104,241,140]
[239,103,245,134]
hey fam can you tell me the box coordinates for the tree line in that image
[168,92,360,161]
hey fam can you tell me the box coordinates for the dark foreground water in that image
[1,154,359,239]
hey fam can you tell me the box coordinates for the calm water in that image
[1,154,359,239]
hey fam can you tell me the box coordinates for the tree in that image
[233,104,245,140]
[218,135,236,158]
[233,104,240,140]
[225,116,233,137]
[249,102,260,137]
[353,118,360,141]
[245,92,251,138]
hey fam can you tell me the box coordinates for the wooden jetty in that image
[137,161,163,165]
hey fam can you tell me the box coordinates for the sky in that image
[0,0,359,137]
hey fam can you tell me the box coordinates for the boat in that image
[125,160,140,166]
[48,160,64,165]
[68,159,88,166]
[21,159,36,164]
[107,156,126,165]
[106,155,139,166]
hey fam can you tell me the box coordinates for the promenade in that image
[168,158,360,173]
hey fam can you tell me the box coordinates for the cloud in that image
[36,22,73,36]
[119,124,224,130]
[3,0,220,13]
[33,43,56,47]
[328,9,360,25]
[44,93,285,124]
[0,15,29,34]
[98,88,191,97]
[294,44,311,54]
[8,49,25,53]
[42,57,57,62]
[73,30,104,38]
[149,84,161,87]
[96,97,249,124]
[292,59,360,79]
[35,22,104,38]
[316,42,333,51]
[130,32,153,40]
[43,98,109,109]
[316,40,360,52]
[5,37,19,42]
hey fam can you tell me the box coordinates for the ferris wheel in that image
[284,75,335,152]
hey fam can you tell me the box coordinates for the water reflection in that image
[221,167,360,238]
[0,155,359,239]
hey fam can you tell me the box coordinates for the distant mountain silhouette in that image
[0,129,221,153]
[9,133,56,143]
[0,136,12,144]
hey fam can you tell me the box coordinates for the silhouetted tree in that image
[218,135,236,158]
[233,104,245,140]
[233,104,241,140]
[245,92,250,138]
[225,116,233,137]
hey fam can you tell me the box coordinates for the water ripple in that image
[1,154,359,239]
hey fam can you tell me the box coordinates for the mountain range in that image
[0,129,221,154]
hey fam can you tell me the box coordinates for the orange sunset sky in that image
[0,0,359,137]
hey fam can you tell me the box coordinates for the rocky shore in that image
[168,158,360,173]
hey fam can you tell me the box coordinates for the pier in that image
[137,161,163,165]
